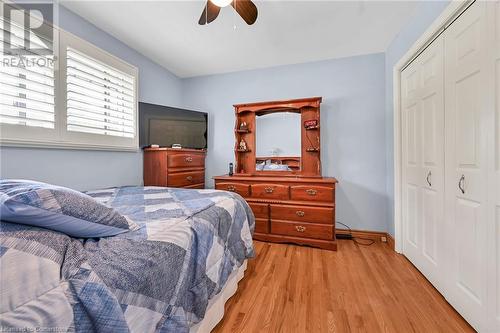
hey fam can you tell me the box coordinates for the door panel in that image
[493,206,500,322]
[444,2,489,330]
[422,94,437,165]
[401,33,445,291]
[406,184,418,247]
[422,188,437,263]
[456,198,482,303]
[455,71,481,167]
[493,2,500,330]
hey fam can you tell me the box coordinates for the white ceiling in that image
[61,1,419,78]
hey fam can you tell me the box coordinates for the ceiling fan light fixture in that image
[209,0,232,8]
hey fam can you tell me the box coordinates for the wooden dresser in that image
[214,175,337,250]
[213,97,338,251]
[143,148,206,189]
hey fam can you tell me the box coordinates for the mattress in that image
[190,260,247,333]
[0,186,255,332]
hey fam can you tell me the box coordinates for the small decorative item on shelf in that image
[239,121,248,131]
[238,138,248,151]
[229,163,234,176]
[304,119,318,130]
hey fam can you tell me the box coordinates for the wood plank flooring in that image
[212,240,474,333]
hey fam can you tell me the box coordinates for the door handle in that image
[426,171,432,187]
[458,174,465,194]
[186,176,193,182]
[227,185,236,192]
[296,211,305,217]
[185,156,193,162]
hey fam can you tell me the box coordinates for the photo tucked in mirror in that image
[255,112,301,171]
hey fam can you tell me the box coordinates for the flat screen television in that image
[139,102,208,149]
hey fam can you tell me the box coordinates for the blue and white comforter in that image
[0,186,255,332]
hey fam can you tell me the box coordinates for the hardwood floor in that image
[213,240,474,333]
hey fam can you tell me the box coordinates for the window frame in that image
[0,26,139,151]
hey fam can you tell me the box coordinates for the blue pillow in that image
[0,179,139,238]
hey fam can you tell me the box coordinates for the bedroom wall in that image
[181,53,388,233]
[384,0,450,236]
[0,6,183,191]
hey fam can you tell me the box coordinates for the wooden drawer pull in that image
[295,225,306,232]
[296,210,305,217]
[186,176,193,182]
[185,156,193,162]
[306,189,317,196]
[265,187,274,193]
[227,185,236,191]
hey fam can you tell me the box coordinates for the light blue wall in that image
[384,0,450,235]
[0,6,183,190]
[181,53,389,232]
[0,2,453,233]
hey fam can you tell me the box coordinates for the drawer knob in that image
[295,225,306,232]
[264,187,274,193]
[185,156,193,162]
[306,189,317,196]
[186,176,193,182]
[296,210,305,217]
[227,185,236,192]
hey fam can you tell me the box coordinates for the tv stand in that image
[143,148,206,189]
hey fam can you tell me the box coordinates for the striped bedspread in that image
[0,186,255,332]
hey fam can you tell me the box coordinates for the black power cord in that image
[336,221,375,246]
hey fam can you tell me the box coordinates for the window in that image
[0,12,58,144]
[66,48,135,138]
[0,15,138,151]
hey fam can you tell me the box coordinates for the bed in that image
[0,185,255,332]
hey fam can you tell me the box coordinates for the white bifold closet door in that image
[491,2,500,331]
[401,34,445,291]
[443,1,491,330]
[401,1,499,332]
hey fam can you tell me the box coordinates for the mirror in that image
[255,112,301,172]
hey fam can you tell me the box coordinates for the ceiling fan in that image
[198,0,258,25]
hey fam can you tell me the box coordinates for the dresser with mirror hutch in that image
[214,97,338,251]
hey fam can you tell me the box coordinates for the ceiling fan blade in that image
[198,1,221,25]
[231,0,258,25]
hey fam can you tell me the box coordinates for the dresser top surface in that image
[213,174,338,184]
[143,147,206,153]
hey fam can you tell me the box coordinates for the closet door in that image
[401,35,445,290]
[491,2,500,331]
[444,1,490,330]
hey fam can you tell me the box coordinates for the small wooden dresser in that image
[214,175,337,250]
[143,148,206,189]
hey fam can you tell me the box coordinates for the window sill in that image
[0,139,140,152]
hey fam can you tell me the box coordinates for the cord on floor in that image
[336,221,375,246]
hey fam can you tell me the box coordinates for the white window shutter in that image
[0,17,55,129]
[66,48,135,138]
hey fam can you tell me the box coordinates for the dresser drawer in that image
[215,182,250,196]
[168,171,204,187]
[168,153,205,168]
[184,183,205,189]
[251,184,289,200]
[271,220,333,240]
[255,218,269,234]
[290,185,334,202]
[271,204,333,224]
[249,203,269,219]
